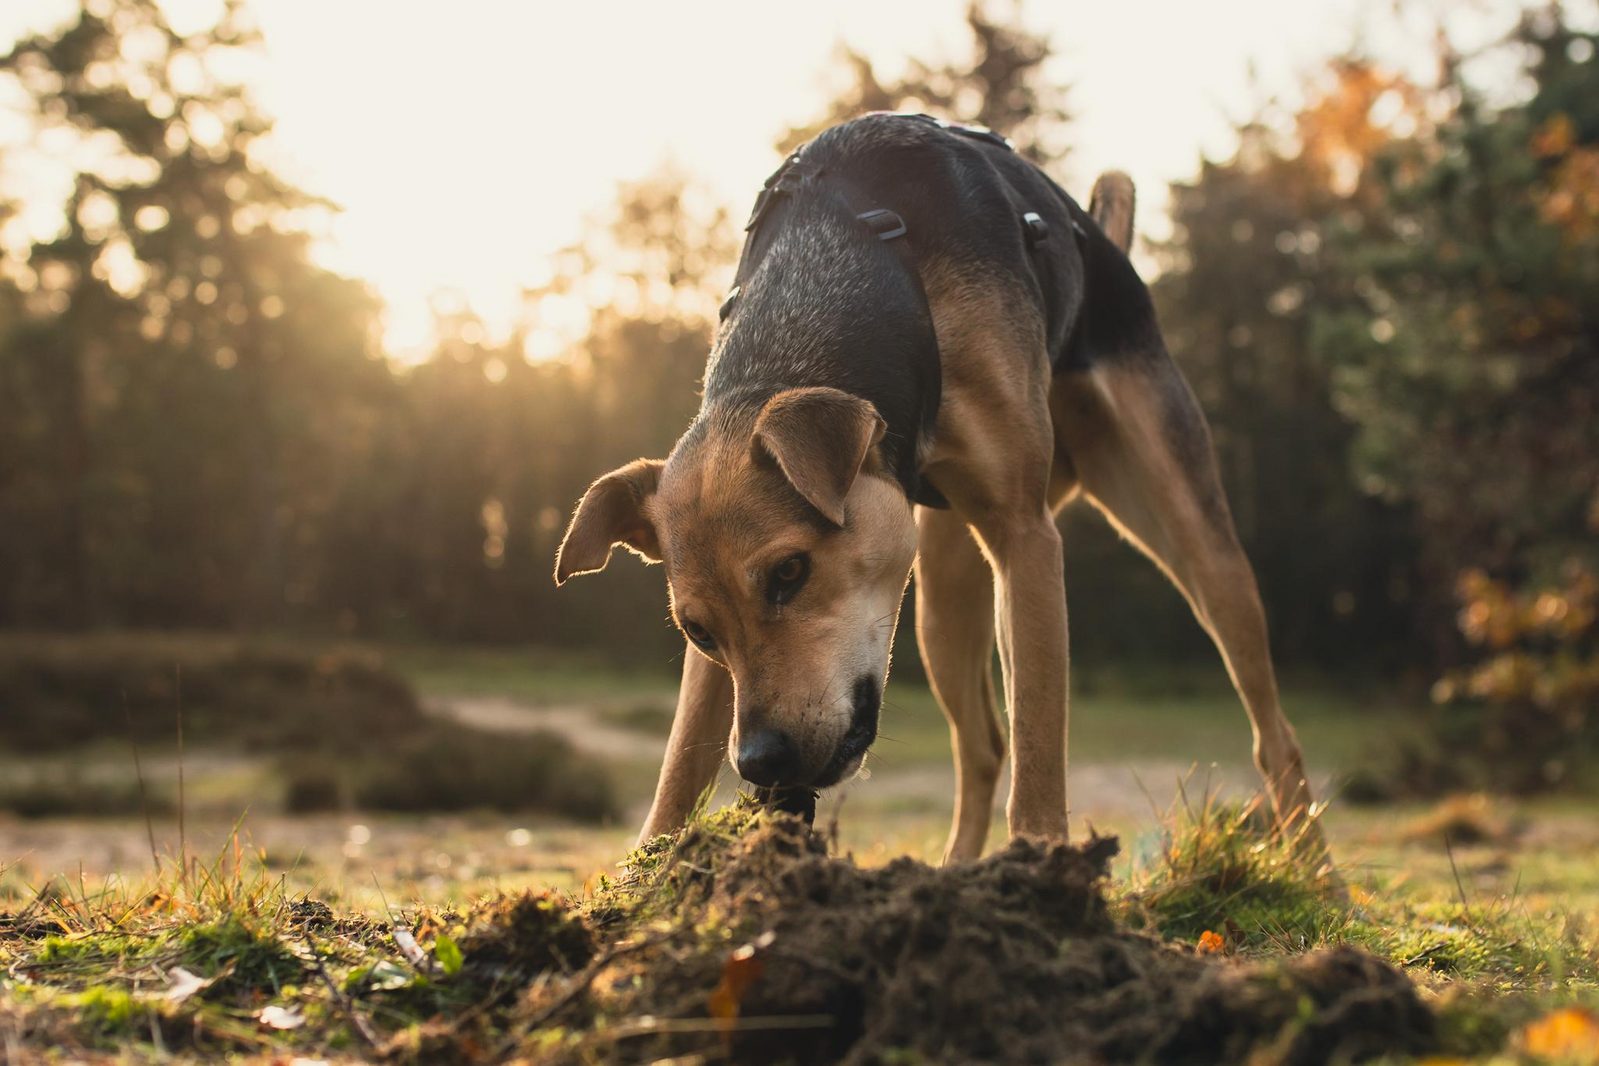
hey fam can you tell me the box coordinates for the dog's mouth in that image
[811,675,881,789]
[746,677,882,821]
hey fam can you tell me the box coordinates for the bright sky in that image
[4,0,1591,357]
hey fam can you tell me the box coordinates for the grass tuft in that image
[1123,791,1345,952]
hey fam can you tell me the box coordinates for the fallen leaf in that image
[1196,930,1226,955]
[393,928,431,971]
[1519,1006,1599,1061]
[258,1004,306,1030]
[163,966,212,1004]
[708,931,776,1034]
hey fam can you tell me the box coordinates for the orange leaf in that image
[1519,1007,1599,1062]
[1196,930,1225,955]
[707,931,776,1034]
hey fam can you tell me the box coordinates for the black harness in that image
[725,114,1081,509]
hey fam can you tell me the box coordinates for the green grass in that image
[2,640,1595,1061]
[397,641,1417,774]
[3,794,1595,1062]
[390,642,683,706]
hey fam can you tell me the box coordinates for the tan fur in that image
[914,506,1006,862]
[563,170,1328,866]
[554,459,664,583]
[751,387,886,525]
[638,650,733,839]
[656,444,916,780]
[559,389,918,809]
[1052,364,1322,841]
[1089,170,1136,253]
[916,255,1071,841]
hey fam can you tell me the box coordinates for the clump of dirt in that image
[503,813,1437,1065]
[458,890,594,975]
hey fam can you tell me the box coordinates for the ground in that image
[1,646,1596,1062]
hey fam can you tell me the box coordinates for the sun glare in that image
[4,0,1583,362]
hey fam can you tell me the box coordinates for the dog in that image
[556,113,1324,864]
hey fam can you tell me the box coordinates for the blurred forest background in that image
[1,0,1596,801]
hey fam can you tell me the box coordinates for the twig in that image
[369,871,398,926]
[522,929,678,1030]
[175,664,187,888]
[489,929,680,1059]
[303,926,381,1050]
[123,692,160,874]
[593,1013,835,1042]
[1443,830,1474,925]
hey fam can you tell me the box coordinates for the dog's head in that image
[555,386,917,789]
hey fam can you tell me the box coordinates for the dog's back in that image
[716,115,1158,411]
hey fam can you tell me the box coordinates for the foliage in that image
[780,1,1072,166]
[0,0,387,631]
[0,631,618,820]
[2,0,1598,692]
[1429,561,1599,793]
[351,721,617,822]
[0,630,420,753]
[1124,793,1345,951]
[1127,790,1598,996]
[1312,12,1599,602]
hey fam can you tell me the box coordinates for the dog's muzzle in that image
[813,675,881,788]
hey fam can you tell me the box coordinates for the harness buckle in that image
[1023,211,1050,246]
[857,208,908,242]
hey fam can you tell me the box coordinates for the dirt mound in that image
[496,813,1436,1065]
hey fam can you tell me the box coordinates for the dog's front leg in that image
[636,649,733,844]
[972,508,1071,841]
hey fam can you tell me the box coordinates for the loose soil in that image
[455,812,1437,1064]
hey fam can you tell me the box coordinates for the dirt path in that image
[422,694,1316,826]
[424,695,667,762]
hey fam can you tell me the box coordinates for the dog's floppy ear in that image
[554,459,664,585]
[751,387,886,526]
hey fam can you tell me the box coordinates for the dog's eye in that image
[681,620,716,651]
[766,553,810,606]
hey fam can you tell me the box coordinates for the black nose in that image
[736,726,800,787]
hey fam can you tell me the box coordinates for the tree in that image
[1146,62,1426,665]
[0,0,387,629]
[780,1,1072,167]
[1313,10,1599,633]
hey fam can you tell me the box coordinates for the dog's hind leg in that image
[914,506,1006,864]
[636,650,734,844]
[1054,359,1327,855]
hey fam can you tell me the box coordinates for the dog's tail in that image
[1088,170,1136,254]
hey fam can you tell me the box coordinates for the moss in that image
[176,913,306,996]
[63,985,145,1034]
[457,890,594,975]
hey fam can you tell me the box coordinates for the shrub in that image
[0,631,425,754]
[282,765,345,813]
[0,774,173,819]
[1358,562,1599,800]
[352,723,616,822]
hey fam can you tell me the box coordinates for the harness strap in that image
[728,114,1071,510]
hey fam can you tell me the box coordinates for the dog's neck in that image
[701,192,941,505]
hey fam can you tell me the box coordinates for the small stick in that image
[303,926,381,1050]
[175,665,188,888]
[124,692,160,874]
[1443,830,1474,925]
[490,929,680,1059]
